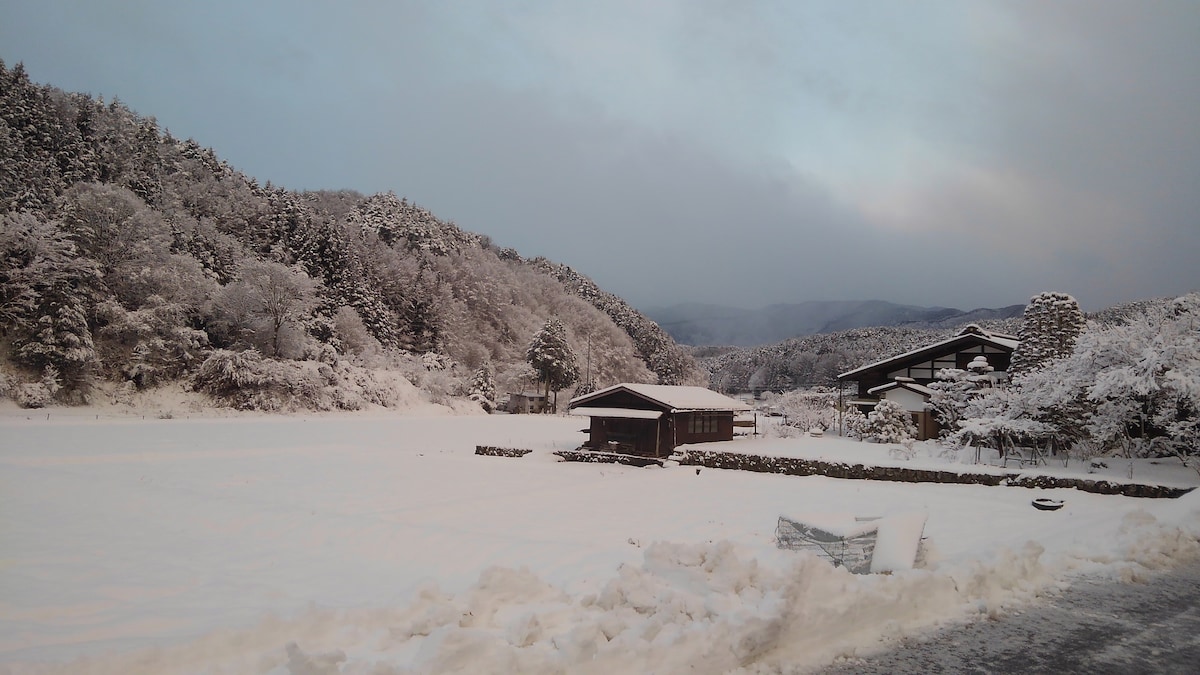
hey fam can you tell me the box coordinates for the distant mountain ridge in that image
[647,300,1026,347]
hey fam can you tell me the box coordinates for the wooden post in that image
[838,385,844,437]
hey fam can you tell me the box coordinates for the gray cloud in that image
[1,0,1196,312]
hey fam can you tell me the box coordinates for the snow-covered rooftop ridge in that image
[957,323,1019,343]
[571,383,751,411]
[837,327,1019,380]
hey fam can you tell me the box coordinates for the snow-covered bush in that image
[15,382,51,408]
[193,350,317,411]
[108,380,138,407]
[889,439,918,460]
[763,420,803,439]
[773,388,837,432]
[415,368,461,407]
[332,306,380,356]
[842,406,869,440]
[94,298,210,388]
[194,349,273,395]
[15,366,64,407]
[866,399,916,444]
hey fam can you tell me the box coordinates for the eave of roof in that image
[569,383,751,412]
[568,407,663,420]
[836,333,1018,381]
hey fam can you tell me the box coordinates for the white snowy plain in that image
[2,406,1198,674]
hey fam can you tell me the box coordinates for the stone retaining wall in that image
[553,449,664,468]
[679,449,1194,499]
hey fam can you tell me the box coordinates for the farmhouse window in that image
[688,412,719,434]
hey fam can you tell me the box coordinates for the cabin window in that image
[688,412,719,434]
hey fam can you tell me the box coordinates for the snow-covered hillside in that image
[2,409,1197,674]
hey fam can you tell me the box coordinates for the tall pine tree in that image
[2,212,102,396]
[525,317,578,412]
[1010,291,1086,377]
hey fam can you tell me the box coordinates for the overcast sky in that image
[3,1,1198,312]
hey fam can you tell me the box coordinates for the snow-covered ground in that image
[2,407,1198,674]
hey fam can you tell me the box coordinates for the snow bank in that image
[9,540,1057,675]
[15,507,1200,675]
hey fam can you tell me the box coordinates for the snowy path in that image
[820,560,1200,674]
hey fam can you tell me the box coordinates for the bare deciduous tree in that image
[228,260,322,358]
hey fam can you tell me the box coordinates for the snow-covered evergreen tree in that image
[526,317,578,412]
[1009,292,1085,377]
[467,362,497,412]
[2,212,102,397]
[866,399,917,444]
[926,368,975,435]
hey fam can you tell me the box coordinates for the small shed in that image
[568,383,751,458]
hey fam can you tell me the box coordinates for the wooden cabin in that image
[568,383,752,458]
[836,325,1018,440]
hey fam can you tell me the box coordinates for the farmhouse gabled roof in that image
[836,325,1019,381]
[569,383,751,413]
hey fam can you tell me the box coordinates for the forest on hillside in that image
[0,61,703,411]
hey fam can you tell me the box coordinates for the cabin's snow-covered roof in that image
[570,383,751,412]
[568,407,663,420]
[837,326,1019,380]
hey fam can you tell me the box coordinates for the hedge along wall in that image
[678,449,1194,499]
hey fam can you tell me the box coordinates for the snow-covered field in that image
[2,408,1198,674]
